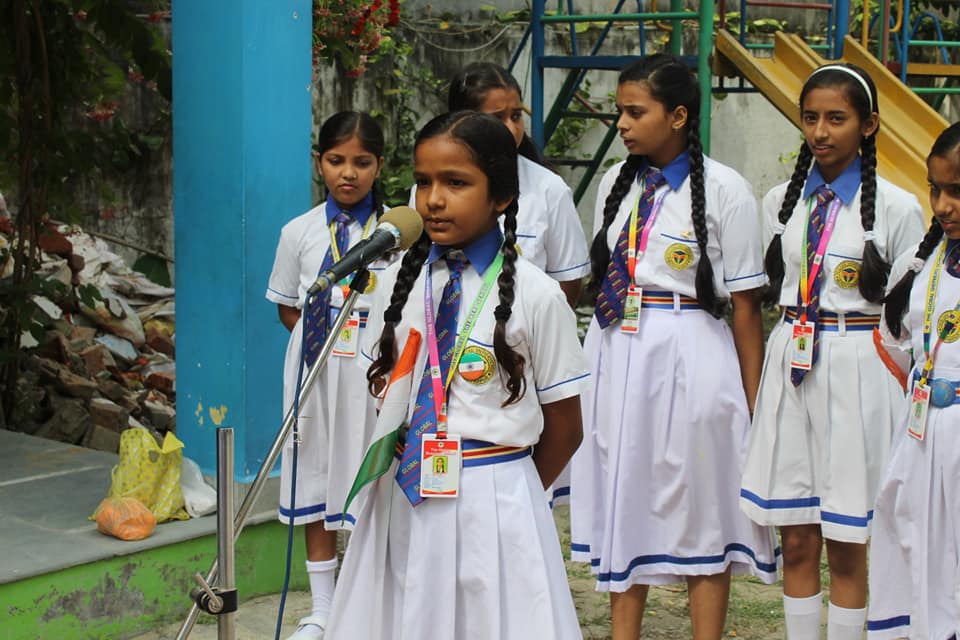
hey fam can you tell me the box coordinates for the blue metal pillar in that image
[172,0,312,479]
[531,0,546,149]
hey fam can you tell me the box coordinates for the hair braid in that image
[883,221,944,338]
[763,143,814,305]
[856,135,889,302]
[366,232,431,394]
[371,181,385,221]
[686,115,722,317]
[493,200,527,406]
[586,155,643,302]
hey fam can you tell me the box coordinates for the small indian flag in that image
[458,351,487,382]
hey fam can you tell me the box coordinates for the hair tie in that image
[909,257,925,273]
[808,65,874,112]
[862,230,876,242]
[772,222,786,236]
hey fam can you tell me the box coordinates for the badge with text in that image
[331,314,361,358]
[908,382,930,441]
[621,285,642,333]
[833,260,861,289]
[419,434,461,498]
[789,321,815,370]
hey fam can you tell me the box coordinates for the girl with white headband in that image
[740,63,924,639]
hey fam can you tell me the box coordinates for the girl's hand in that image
[278,304,301,333]
[534,396,583,488]
[730,289,764,415]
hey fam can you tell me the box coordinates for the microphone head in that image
[380,206,424,250]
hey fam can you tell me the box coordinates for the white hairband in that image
[808,65,875,112]
[908,257,926,273]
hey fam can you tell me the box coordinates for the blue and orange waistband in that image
[639,289,702,311]
[395,438,531,467]
[783,307,879,332]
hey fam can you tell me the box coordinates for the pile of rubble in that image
[7,222,176,453]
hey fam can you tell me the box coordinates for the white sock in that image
[827,602,866,640]
[784,592,823,640]
[306,558,338,623]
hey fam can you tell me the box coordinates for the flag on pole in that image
[342,328,422,515]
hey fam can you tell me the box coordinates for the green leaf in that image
[132,254,172,287]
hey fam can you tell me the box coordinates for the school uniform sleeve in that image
[714,164,766,292]
[759,182,788,257]
[266,217,306,308]
[880,244,922,360]
[878,179,925,264]
[524,269,590,404]
[540,174,591,281]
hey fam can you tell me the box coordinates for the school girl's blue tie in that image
[302,211,352,366]
[396,257,465,506]
[595,168,666,328]
[791,186,834,386]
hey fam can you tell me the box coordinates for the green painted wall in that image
[1,522,307,640]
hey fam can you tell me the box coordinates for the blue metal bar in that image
[531,0,546,148]
[740,0,748,46]
[507,22,532,73]
[566,0,579,56]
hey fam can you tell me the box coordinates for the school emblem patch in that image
[833,260,860,289]
[458,346,496,385]
[664,243,694,270]
[937,309,960,343]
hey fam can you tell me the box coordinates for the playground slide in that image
[716,30,948,217]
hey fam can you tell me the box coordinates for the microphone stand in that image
[174,269,371,640]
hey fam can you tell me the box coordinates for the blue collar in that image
[638,151,690,191]
[426,226,504,275]
[325,192,375,226]
[803,156,862,205]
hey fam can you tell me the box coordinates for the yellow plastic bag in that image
[106,427,190,522]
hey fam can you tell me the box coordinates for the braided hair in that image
[317,111,387,220]
[367,111,527,406]
[763,63,886,305]
[448,61,547,169]
[587,54,722,317]
[883,122,960,337]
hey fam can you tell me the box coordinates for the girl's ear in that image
[494,196,515,215]
[376,155,385,178]
[670,105,688,132]
[861,112,879,139]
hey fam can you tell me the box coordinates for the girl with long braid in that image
[265,111,395,640]
[867,122,960,640]
[740,64,924,640]
[568,54,778,639]
[326,111,588,640]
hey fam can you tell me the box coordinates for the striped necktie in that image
[791,186,834,386]
[595,168,666,328]
[396,257,466,506]
[302,211,352,366]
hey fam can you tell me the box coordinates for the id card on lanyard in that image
[329,215,376,358]
[910,241,960,441]
[622,181,668,334]
[789,196,842,370]
[419,252,504,498]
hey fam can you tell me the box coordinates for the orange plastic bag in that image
[94,497,157,541]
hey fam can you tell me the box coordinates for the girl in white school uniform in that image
[265,111,395,640]
[412,61,591,309]
[325,111,588,640]
[568,54,779,639]
[740,64,924,640]
[866,122,960,640]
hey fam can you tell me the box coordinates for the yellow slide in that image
[716,30,948,217]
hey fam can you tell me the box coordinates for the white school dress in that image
[325,236,590,640]
[867,242,960,640]
[568,153,780,591]
[409,155,590,282]
[741,159,924,544]
[265,200,395,529]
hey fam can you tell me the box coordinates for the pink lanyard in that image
[625,187,668,281]
[798,197,843,323]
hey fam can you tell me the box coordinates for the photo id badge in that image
[331,314,361,358]
[789,321,815,370]
[419,434,461,499]
[621,285,642,334]
[908,382,930,441]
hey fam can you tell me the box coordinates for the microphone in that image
[306,206,423,295]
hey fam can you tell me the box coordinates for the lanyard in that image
[919,241,960,385]
[423,251,504,436]
[625,180,668,281]
[798,196,843,323]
